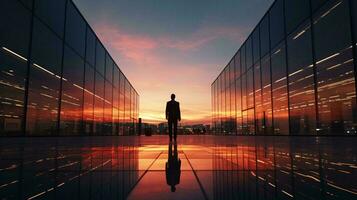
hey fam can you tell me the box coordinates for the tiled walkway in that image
[0,136,356,199]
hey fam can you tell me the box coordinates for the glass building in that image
[0,0,139,136]
[212,0,357,135]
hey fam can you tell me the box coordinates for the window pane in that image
[34,0,66,37]
[94,72,104,134]
[287,22,316,135]
[271,42,289,135]
[230,81,236,135]
[235,79,242,134]
[269,0,285,49]
[260,15,270,57]
[20,0,33,10]
[119,72,124,135]
[124,79,131,135]
[60,46,84,135]
[246,68,255,135]
[285,0,310,34]
[229,61,235,85]
[354,0,357,45]
[261,55,273,134]
[103,81,112,135]
[353,0,357,44]
[241,44,246,73]
[83,64,94,135]
[234,51,241,79]
[65,1,86,57]
[247,68,254,108]
[86,28,96,66]
[246,37,253,69]
[105,53,113,82]
[254,63,263,135]
[112,85,119,135]
[313,0,356,135]
[242,73,247,111]
[27,19,63,135]
[252,27,260,64]
[0,0,31,135]
[113,65,120,88]
[95,41,105,75]
[311,0,329,11]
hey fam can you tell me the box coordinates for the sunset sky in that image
[73,0,274,125]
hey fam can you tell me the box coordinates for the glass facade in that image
[0,0,139,136]
[212,0,357,135]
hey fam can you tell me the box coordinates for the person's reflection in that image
[165,142,181,192]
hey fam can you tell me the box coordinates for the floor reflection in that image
[0,136,356,200]
[165,142,181,192]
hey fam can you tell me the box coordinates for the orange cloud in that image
[93,22,245,125]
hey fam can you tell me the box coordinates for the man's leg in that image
[168,120,173,141]
[173,120,178,141]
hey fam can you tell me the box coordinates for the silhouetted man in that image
[165,142,181,192]
[165,94,181,141]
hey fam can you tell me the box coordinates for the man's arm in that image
[178,102,181,121]
[165,102,169,120]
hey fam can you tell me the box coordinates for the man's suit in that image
[165,100,181,141]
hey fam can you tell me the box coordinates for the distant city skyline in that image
[73,0,274,124]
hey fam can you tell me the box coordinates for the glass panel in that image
[247,68,254,108]
[313,0,356,135]
[354,0,357,101]
[230,82,236,135]
[285,0,310,34]
[242,73,247,111]
[60,46,84,135]
[353,0,357,46]
[112,107,119,135]
[124,79,131,135]
[20,0,33,10]
[260,14,270,57]
[271,42,289,135]
[252,27,260,64]
[247,108,255,135]
[254,63,263,135]
[86,28,96,66]
[220,73,226,134]
[287,22,316,135]
[95,41,105,75]
[34,0,66,37]
[103,81,112,135]
[113,66,120,88]
[0,0,31,135]
[215,77,219,134]
[225,71,231,134]
[83,64,94,135]
[269,0,285,49]
[241,44,246,74]
[311,0,329,11]
[234,51,241,79]
[94,72,104,135]
[261,55,273,134]
[225,67,230,134]
[105,53,113,82]
[229,61,235,85]
[112,85,119,135]
[27,19,63,135]
[246,37,253,69]
[65,1,86,57]
[236,79,242,134]
[119,72,125,135]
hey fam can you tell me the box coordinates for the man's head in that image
[171,94,175,100]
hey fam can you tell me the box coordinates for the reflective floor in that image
[0,136,356,200]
